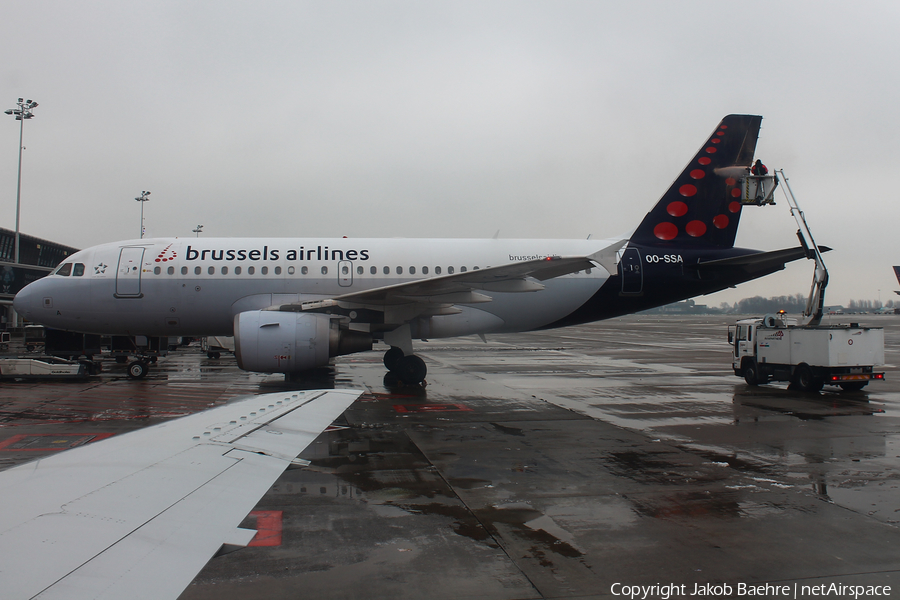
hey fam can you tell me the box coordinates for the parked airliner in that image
[14,115,818,382]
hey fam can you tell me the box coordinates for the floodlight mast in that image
[192,224,203,237]
[4,98,38,264]
[135,190,150,238]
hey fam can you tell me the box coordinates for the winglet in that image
[590,239,629,275]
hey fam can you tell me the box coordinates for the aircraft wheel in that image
[394,355,427,385]
[127,361,149,379]
[383,346,404,371]
[839,382,867,392]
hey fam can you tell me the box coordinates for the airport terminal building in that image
[0,227,78,329]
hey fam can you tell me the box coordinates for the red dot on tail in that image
[725,177,736,186]
[667,201,688,217]
[690,169,705,180]
[731,188,742,198]
[654,222,678,241]
[686,220,707,237]
[679,184,697,197]
[705,147,717,153]
[698,157,711,165]
[713,214,729,229]
[729,201,742,213]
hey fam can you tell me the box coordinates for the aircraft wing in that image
[0,388,363,600]
[283,239,626,311]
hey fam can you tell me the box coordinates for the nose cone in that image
[13,280,39,320]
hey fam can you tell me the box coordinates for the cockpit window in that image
[73,263,85,277]
[54,263,72,276]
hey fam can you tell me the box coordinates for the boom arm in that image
[777,169,828,326]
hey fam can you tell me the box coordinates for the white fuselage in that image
[14,237,617,338]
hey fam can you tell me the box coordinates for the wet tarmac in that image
[1,314,898,599]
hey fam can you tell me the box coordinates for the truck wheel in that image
[127,361,149,379]
[794,365,823,392]
[743,364,759,386]
[839,382,867,392]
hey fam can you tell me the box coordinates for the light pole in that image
[4,98,38,264]
[135,190,150,238]
[192,224,203,237]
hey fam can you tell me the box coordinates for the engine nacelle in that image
[234,311,372,373]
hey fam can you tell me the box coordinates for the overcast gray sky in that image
[2,1,899,307]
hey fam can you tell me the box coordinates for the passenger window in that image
[235,266,242,275]
[182,266,188,275]
[195,266,201,275]
[370,266,377,275]
[396,266,403,274]
[460,266,467,272]
[357,266,363,275]
[221,266,228,275]
[448,266,454,274]
[274,266,282,275]
[154,266,161,275]
[248,266,255,275]
[167,266,175,275]
[301,266,308,275]
[262,266,269,275]
[288,266,295,275]
[73,263,85,277]
[586,267,592,274]
[422,266,429,275]
[435,266,442,275]
[208,266,215,275]
[383,266,390,275]
[321,266,328,275]
[409,266,416,275]
[342,265,349,275]
[473,266,479,270]
[55,263,72,276]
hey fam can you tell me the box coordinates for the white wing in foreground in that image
[0,388,363,600]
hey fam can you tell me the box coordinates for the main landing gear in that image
[383,346,427,385]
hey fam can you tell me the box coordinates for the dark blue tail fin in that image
[630,114,762,249]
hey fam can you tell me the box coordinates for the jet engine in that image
[234,311,372,373]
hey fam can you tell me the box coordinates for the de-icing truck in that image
[730,314,884,391]
[728,170,885,392]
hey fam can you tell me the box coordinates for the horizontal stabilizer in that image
[690,245,831,274]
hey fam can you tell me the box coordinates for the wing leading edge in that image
[0,388,363,600]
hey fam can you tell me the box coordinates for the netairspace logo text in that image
[610,582,891,600]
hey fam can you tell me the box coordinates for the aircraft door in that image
[115,247,145,298]
[619,248,643,294]
[338,260,353,287]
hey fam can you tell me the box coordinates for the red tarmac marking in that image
[248,511,283,547]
